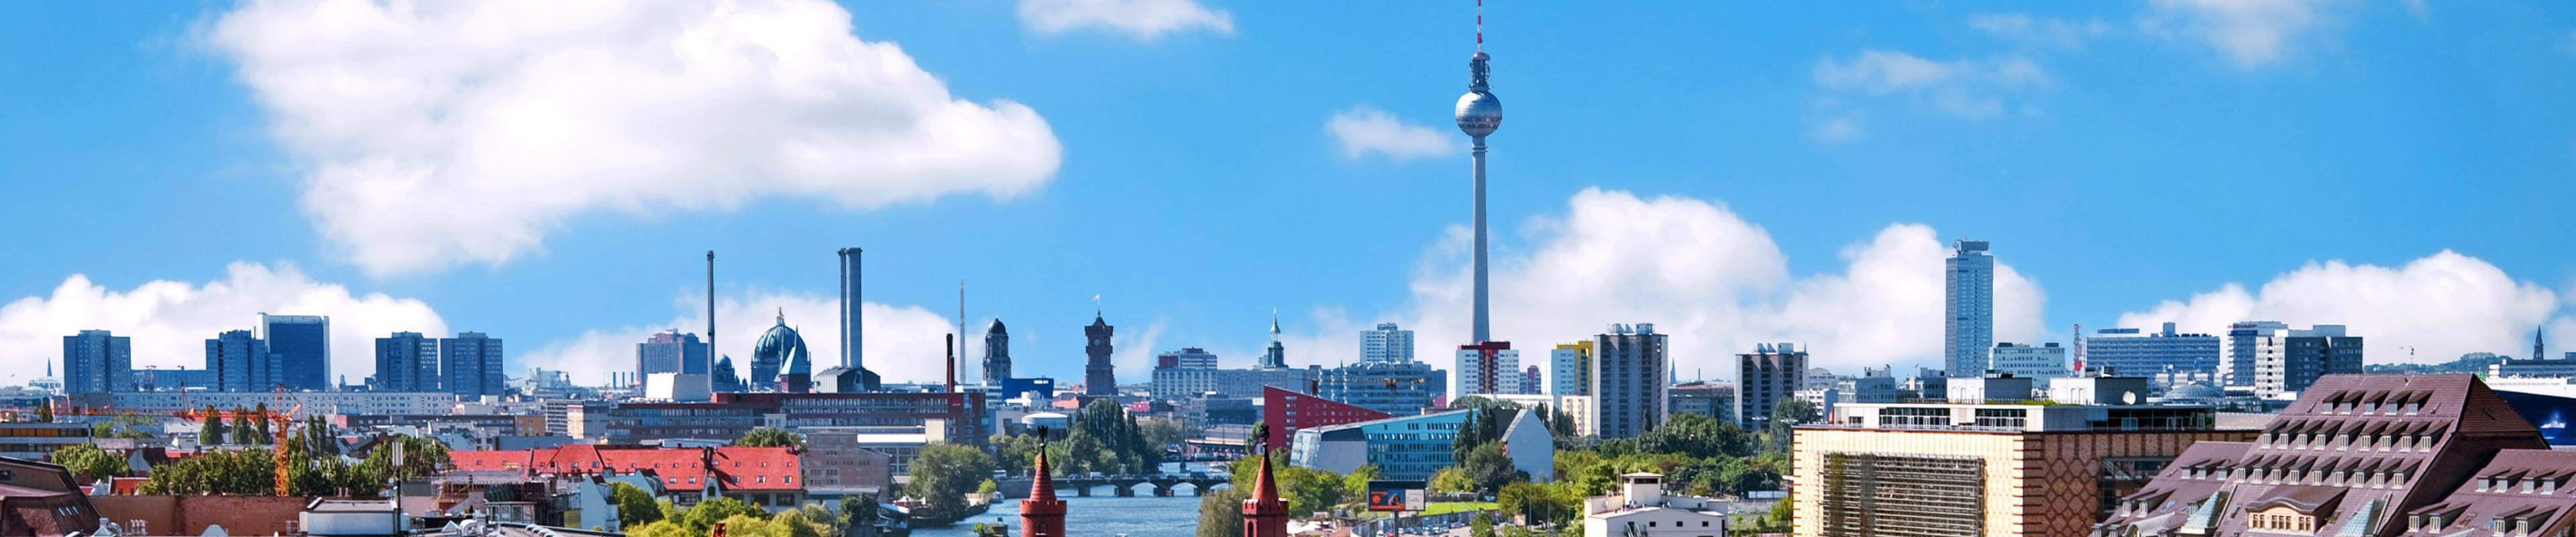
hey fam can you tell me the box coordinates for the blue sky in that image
[3,1,2573,387]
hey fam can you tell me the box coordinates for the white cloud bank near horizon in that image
[2115,251,2566,364]
[0,262,445,385]
[208,0,1061,277]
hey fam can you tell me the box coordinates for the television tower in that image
[1456,0,1503,343]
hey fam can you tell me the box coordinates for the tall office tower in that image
[1454,25,1503,344]
[441,332,504,399]
[983,320,1012,383]
[1361,323,1415,363]
[1157,348,1220,370]
[1519,366,1542,395]
[205,330,280,392]
[62,330,132,394]
[2080,323,2222,380]
[635,331,709,387]
[2255,324,2364,398]
[1986,342,2068,379]
[1550,340,1595,396]
[1735,342,1809,429]
[1084,313,1118,397]
[373,332,439,392]
[1944,240,1994,377]
[1591,324,1668,439]
[260,313,330,391]
[1259,314,1287,369]
[1455,342,1520,396]
[2225,321,2289,387]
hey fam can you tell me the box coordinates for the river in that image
[909,461,1221,537]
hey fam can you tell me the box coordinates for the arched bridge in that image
[995,473,1234,497]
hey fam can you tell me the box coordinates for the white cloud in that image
[1326,105,1458,161]
[1017,0,1234,41]
[2143,0,2328,68]
[2114,251,2564,364]
[517,289,971,386]
[0,262,446,386]
[1968,13,2116,50]
[208,0,1061,277]
[1379,189,2045,379]
[1809,50,2051,138]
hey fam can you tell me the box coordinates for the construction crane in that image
[175,387,305,496]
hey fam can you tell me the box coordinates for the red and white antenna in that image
[1476,0,1485,51]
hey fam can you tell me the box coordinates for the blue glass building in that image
[261,313,331,391]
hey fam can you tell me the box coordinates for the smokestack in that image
[707,250,716,378]
[945,334,957,393]
[839,248,862,370]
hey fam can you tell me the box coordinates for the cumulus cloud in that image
[518,289,967,386]
[1968,13,2115,50]
[2143,0,2329,68]
[0,262,446,385]
[1380,189,2045,378]
[1018,0,1234,41]
[1326,105,1458,161]
[1808,50,2051,140]
[2114,251,2564,364]
[207,0,1061,277]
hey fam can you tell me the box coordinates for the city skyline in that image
[5,1,2576,388]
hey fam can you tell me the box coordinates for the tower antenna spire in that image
[1476,0,1484,51]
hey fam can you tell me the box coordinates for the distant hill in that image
[2364,352,2506,375]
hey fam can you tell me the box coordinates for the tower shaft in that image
[1471,136,1491,343]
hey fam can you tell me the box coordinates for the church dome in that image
[989,318,1008,335]
[754,315,809,374]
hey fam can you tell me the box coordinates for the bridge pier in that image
[1075,485,1093,497]
[1114,485,1135,497]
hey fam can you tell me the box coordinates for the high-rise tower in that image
[1455,5,1503,344]
[1944,240,1994,376]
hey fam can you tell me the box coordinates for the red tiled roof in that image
[447,446,803,491]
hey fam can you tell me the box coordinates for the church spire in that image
[1240,448,1289,537]
[1020,428,1067,537]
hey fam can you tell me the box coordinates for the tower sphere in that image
[1456,91,1501,137]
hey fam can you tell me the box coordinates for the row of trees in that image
[115,432,451,496]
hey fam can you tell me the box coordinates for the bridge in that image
[994,473,1234,498]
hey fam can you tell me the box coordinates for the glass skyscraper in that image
[374,332,439,392]
[260,313,331,391]
[1945,240,1994,377]
[442,332,505,399]
[205,329,280,392]
[62,330,131,394]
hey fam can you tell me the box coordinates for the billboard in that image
[1365,480,1428,512]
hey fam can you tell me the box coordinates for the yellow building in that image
[1791,403,2256,537]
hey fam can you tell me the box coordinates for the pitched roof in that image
[447,446,804,491]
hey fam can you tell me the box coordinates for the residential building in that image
[1591,324,1668,439]
[260,313,330,391]
[2224,321,2289,387]
[1945,375,2037,404]
[204,329,280,392]
[442,332,505,399]
[1835,367,1900,404]
[449,445,805,508]
[374,332,440,393]
[1362,323,1415,363]
[1804,367,1840,391]
[2251,324,2364,399]
[2092,375,2576,537]
[1491,393,1596,436]
[1521,366,1544,395]
[1259,386,1390,452]
[1289,409,1549,481]
[1945,240,1994,377]
[2080,323,2221,379]
[0,456,105,535]
[798,428,896,493]
[1318,360,1447,417]
[1456,342,1521,396]
[131,367,213,391]
[1148,361,1320,401]
[1551,340,1594,396]
[73,391,457,416]
[0,423,95,460]
[1989,342,2069,379]
[1157,347,1219,370]
[601,391,987,446]
[1582,473,1727,537]
[543,400,614,439]
[1794,399,2251,537]
[1668,381,1734,423]
[1737,343,1808,429]
[62,330,131,394]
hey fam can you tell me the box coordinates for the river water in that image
[908,462,1218,537]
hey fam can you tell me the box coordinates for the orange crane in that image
[176,388,306,496]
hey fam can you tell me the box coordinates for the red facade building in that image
[1260,386,1391,452]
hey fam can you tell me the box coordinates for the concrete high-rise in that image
[1550,340,1593,396]
[1944,240,1994,377]
[1456,342,1520,396]
[1591,324,1668,439]
[1083,313,1117,397]
[636,331,708,388]
[441,332,505,399]
[2081,323,2222,379]
[2254,324,2363,399]
[1737,342,1809,429]
[2224,320,2288,387]
[1454,29,1503,344]
[1988,342,2069,379]
[374,332,439,392]
[205,329,280,392]
[983,320,1012,384]
[260,313,330,391]
[62,330,131,394]
[1360,323,1413,363]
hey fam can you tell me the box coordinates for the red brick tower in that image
[1020,445,1067,537]
[1240,452,1289,537]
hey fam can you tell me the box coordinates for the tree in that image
[906,442,996,525]
[1457,442,1523,495]
[1194,487,1249,537]
[1635,413,1757,458]
[230,411,258,446]
[612,482,663,529]
[34,400,51,422]
[253,402,273,440]
[140,448,276,495]
[199,405,226,446]
[1341,465,1382,503]
[1138,416,1193,451]
[362,434,451,481]
[840,493,879,530]
[971,523,1009,537]
[1061,398,1159,475]
[1448,395,1519,411]
[1470,511,1495,537]
[52,444,128,483]
[1431,467,1473,494]
[1766,398,1819,452]
[735,428,804,449]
